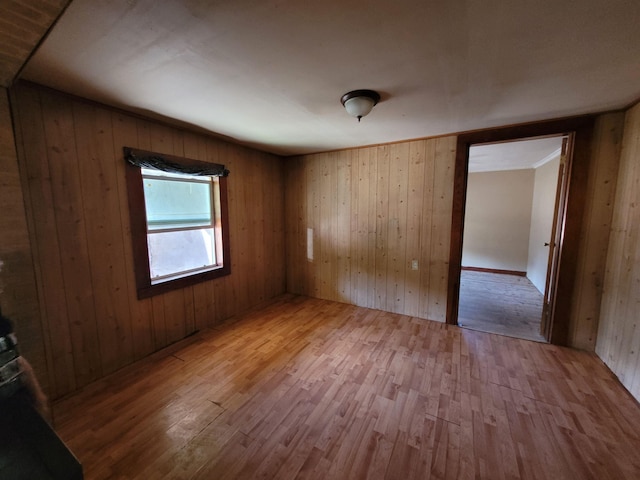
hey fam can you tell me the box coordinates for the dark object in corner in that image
[0,390,83,480]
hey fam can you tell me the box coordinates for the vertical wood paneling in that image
[329,152,339,301]
[284,113,624,348]
[349,150,360,304]
[568,113,624,350]
[336,150,352,302]
[41,92,102,386]
[228,143,249,311]
[252,149,268,303]
[269,153,286,299]
[112,111,154,361]
[597,102,640,401]
[0,87,50,395]
[284,158,301,294]
[11,83,285,399]
[12,86,75,397]
[418,141,436,319]
[264,148,280,299]
[163,289,189,346]
[428,137,456,321]
[73,102,134,375]
[8,80,630,399]
[405,141,426,316]
[365,148,378,308]
[354,149,370,307]
[234,149,252,307]
[286,137,457,323]
[387,143,409,314]
[319,152,334,301]
[0,0,70,87]
[375,146,391,312]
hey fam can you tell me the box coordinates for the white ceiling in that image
[469,137,563,173]
[21,0,640,156]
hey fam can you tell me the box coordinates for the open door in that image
[457,137,564,341]
[540,136,573,340]
[447,116,595,346]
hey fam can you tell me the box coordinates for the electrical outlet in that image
[411,259,419,270]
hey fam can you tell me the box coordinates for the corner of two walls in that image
[285,137,457,322]
[595,103,640,401]
[3,79,630,400]
[8,83,286,400]
[284,114,626,355]
[0,87,49,394]
[568,112,625,351]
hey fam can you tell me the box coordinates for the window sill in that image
[137,264,231,299]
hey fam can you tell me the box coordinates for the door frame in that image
[446,115,595,345]
[540,137,571,339]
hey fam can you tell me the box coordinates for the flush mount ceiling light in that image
[340,89,380,122]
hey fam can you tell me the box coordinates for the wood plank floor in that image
[458,270,545,342]
[52,295,640,479]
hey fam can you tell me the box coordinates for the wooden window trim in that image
[124,149,231,299]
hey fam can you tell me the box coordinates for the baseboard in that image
[461,266,527,277]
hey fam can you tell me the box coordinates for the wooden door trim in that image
[540,137,571,339]
[446,115,596,345]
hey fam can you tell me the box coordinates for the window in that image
[124,148,230,298]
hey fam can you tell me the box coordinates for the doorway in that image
[457,137,564,342]
[446,117,595,345]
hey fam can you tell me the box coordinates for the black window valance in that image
[124,147,230,177]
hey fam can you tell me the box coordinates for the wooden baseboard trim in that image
[461,266,527,277]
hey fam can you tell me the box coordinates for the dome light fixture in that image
[340,89,380,122]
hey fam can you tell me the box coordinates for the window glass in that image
[125,148,230,298]
[142,170,212,230]
[141,169,220,283]
[148,228,216,280]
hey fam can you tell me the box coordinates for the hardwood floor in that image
[52,295,640,479]
[458,270,546,342]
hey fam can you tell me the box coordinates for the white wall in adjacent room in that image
[527,156,560,293]
[462,169,534,272]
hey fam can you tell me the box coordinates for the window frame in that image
[124,147,231,299]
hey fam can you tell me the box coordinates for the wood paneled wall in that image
[568,113,624,350]
[10,83,286,399]
[0,0,70,86]
[285,117,623,351]
[5,81,630,399]
[285,137,456,322]
[0,87,48,391]
[596,103,640,401]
